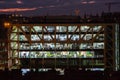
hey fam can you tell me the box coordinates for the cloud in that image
[16,0,23,4]
[0,0,23,4]
[88,1,96,4]
[0,1,5,3]
[38,5,56,9]
[81,0,96,4]
[49,5,56,8]
[81,1,87,4]
[0,7,37,12]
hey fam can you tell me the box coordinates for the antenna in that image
[105,2,120,12]
[75,9,80,16]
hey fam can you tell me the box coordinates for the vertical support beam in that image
[17,25,20,69]
[115,24,119,71]
[79,25,81,68]
[7,26,12,69]
[42,25,44,68]
[54,25,56,68]
[103,25,106,70]
[118,23,120,70]
[66,25,69,69]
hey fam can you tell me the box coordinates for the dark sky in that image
[0,0,120,16]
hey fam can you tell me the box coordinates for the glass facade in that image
[9,24,105,69]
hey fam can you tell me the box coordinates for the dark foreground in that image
[0,69,120,80]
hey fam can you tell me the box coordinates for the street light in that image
[4,22,11,28]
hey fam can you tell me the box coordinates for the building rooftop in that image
[0,12,120,24]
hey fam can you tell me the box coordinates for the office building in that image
[0,15,119,71]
